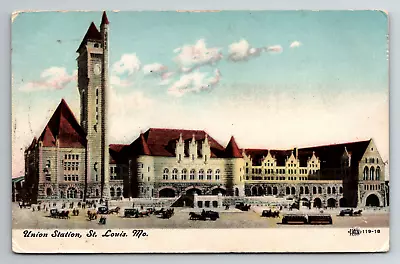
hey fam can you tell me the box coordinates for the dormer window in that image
[94,43,99,48]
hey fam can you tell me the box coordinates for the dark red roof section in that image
[244,140,371,169]
[225,136,243,158]
[101,11,109,25]
[76,22,102,52]
[38,99,86,148]
[109,144,129,164]
[298,140,371,169]
[128,128,225,158]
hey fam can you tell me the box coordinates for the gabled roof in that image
[244,149,292,166]
[225,136,243,158]
[128,128,226,158]
[38,99,86,148]
[76,22,102,52]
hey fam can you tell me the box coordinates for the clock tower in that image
[77,12,110,200]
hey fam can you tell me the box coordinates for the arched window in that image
[305,186,309,194]
[376,167,381,180]
[172,168,178,180]
[110,187,115,197]
[116,187,122,197]
[370,167,375,181]
[339,186,343,193]
[199,169,204,180]
[291,187,296,195]
[215,169,220,180]
[318,186,322,194]
[313,186,317,194]
[163,168,169,180]
[300,186,304,194]
[327,186,331,194]
[181,169,187,180]
[332,187,336,194]
[46,188,52,197]
[95,189,99,197]
[286,187,290,195]
[190,169,195,180]
[207,169,212,180]
[363,167,369,180]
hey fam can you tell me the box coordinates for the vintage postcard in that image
[11,10,389,253]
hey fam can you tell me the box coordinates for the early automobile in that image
[124,208,139,218]
[261,209,280,218]
[97,206,109,214]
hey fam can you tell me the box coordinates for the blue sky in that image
[11,11,389,177]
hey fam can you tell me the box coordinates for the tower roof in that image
[225,136,243,158]
[38,99,86,148]
[101,11,109,25]
[76,22,102,52]
[128,132,152,156]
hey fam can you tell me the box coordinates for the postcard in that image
[11,10,389,253]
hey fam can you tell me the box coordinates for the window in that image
[95,174,98,181]
[339,186,343,193]
[46,176,51,182]
[163,168,169,180]
[318,187,322,194]
[46,160,51,168]
[215,169,220,180]
[327,187,331,194]
[199,169,204,180]
[313,186,317,194]
[68,154,71,159]
[148,167,150,172]
[207,169,212,180]
[376,167,381,180]
[68,175,71,181]
[172,168,178,180]
[65,154,68,159]
[363,166,369,180]
[370,167,375,181]
[190,169,195,180]
[76,155,79,160]
[181,169,187,180]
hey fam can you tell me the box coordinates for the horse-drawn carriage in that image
[160,209,174,219]
[235,202,251,211]
[97,206,109,215]
[189,210,220,221]
[87,210,98,220]
[261,209,280,218]
[339,208,362,217]
[50,208,70,219]
[108,207,121,215]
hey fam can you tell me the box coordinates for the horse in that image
[154,208,165,215]
[87,210,97,221]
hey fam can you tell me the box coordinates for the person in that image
[132,202,135,208]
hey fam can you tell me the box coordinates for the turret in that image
[176,133,184,162]
[189,134,197,161]
[202,134,211,163]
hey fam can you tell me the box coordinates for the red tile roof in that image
[38,99,86,148]
[76,22,102,52]
[109,144,129,164]
[225,136,243,158]
[128,128,226,158]
[101,11,109,25]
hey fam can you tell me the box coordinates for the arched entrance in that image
[212,187,226,195]
[258,186,264,196]
[327,198,337,208]
[159,188,176,197]
[366,194,380,207]
[186,187,202,195]
[313,198,322,208]
[251,186,257,196]
[273,187,278,195]
[66,187,78,199]
[339,197,348,207]
[116,187,122,197]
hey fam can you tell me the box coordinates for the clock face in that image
[94,64,101,75]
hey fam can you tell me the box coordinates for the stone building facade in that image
[22,12,388,208]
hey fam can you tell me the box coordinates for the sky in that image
[11,11,389,179]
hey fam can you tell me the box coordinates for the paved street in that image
[12,203,389,229]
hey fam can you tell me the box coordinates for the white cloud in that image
[143,63,168,75]
[290,41,302,48]
[174,39,223,72]
[266,45,283,53]
[112,53,141,75]
[110,75,134,87]
[228,39,267,62]
[19,67,77,92]
[168,69,221,97]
